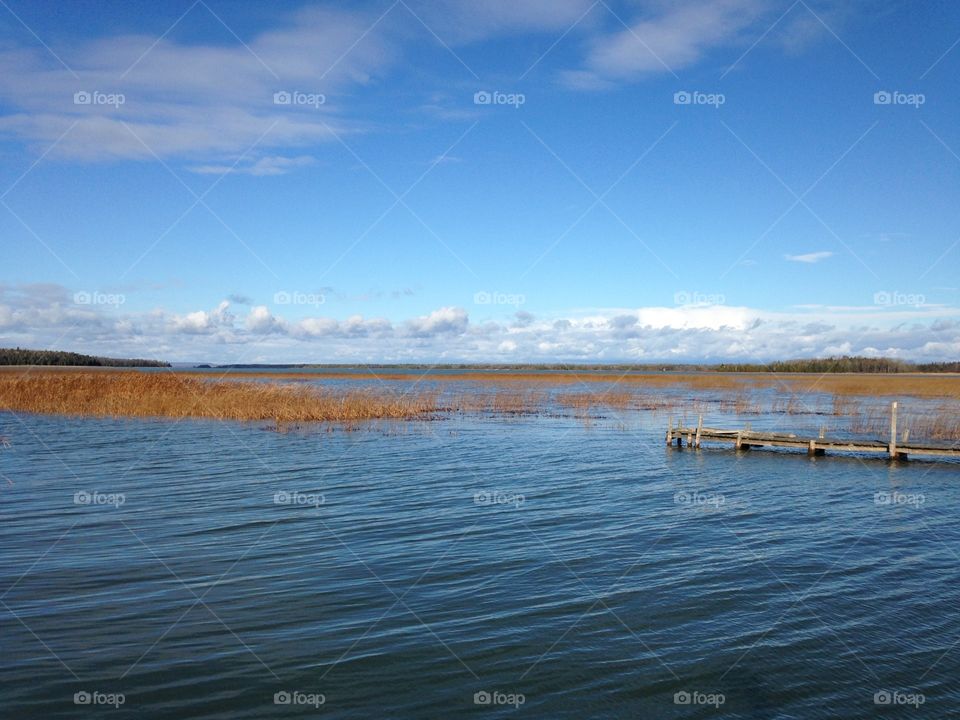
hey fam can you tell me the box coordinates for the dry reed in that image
[0,371,442,423]
[2,369,958,439]
[5,367,960,399]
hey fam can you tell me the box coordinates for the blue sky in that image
[1,0,959,362]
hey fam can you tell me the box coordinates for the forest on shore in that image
[0,348,169,367]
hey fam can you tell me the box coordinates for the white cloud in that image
[785,251,835,263]
[0,6,394,164]
[3,285,960,363]
[405,306,469,337]
[564,0,766,87]
[246,305,284,333]
[0,0,859,166]
[170,300,234,334]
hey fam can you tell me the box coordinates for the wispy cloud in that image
[785,250,834,263]
[563,0,768,87]
[189,154,314,176]
[0,6,395,165]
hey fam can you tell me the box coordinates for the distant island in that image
[0,348,169,367]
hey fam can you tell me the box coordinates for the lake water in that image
[1,376,959,718]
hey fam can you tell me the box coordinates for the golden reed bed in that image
[0,371,443,422]
[0,370,553,423]
[5,365,960,399]
[0,369,958,439]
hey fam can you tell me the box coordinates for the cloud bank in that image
[2,284,958,364]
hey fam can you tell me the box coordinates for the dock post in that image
[889,401,898,459]
[666,416,673,446]
[695,415,703,449]
[808,440,816,456]
[735,431,742,451]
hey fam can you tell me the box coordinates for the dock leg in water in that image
[888,401,898,460]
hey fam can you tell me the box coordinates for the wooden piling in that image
[889,401,898,459]
[695,415,703,449]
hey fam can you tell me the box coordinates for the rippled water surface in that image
[2,387,959,718]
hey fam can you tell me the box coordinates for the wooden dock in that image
[667,402,960,462]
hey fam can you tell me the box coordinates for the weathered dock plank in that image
[666,402,959,462]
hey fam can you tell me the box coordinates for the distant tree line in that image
[714,356,960,373]
[0,348,169,367]
[213,356,960,373]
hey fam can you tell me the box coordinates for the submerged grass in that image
[111,368,960,400]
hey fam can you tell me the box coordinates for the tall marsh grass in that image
[0,371,442,423]
[1,369,957,439]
